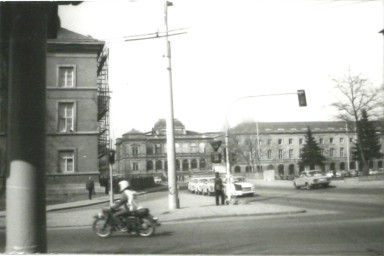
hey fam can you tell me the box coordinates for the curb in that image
[21,209,307,230]
[159,209,307,224]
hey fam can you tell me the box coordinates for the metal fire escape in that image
[97,45,110,180]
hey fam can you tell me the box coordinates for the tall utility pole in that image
[164,0,179,210]
[5,3,49,253]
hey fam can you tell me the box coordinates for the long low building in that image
[115,119,384,179]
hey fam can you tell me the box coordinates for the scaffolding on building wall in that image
[97,45,111,182]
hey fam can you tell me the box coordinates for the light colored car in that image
[326,171,334,178]
[188,177,207,194]
[223,176,255,197]
[195,178,209,194]
[293,170,331,189]
[201,177,216,196]
[153,176,162,184]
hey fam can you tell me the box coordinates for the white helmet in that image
[118,180,130,191]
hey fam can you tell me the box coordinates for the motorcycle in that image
[92,206,161,238]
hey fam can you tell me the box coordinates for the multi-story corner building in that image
[230,121,384,177]
[117,120,384,179]
[115,119,221,177]
[0,27,110,190]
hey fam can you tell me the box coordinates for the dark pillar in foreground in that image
[6,3,48,253]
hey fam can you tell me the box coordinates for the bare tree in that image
[229,122,261,173]
[331,70,381,175]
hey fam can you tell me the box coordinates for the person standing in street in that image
[86,176,95,200]
[214,172,225,205]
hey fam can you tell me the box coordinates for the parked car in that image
[223,176,255,197]
[188,177,208,194]
[293,170,331,189]
[195,178,209,194]
[326,171,334,178]
[335,170,350,178]
[153,176,162,184]
[201,177,216,196]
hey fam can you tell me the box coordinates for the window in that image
[340,148,344,157]
[288,139,293,145]
[340,137,344,144]
[155,144,162,154]
[132,146,139,156]
[190,143,199,153]
[267,139,272,145]
[289,149,294,159]
[321,149,324,156]
[299,138,303,145]
[330,148,335,157]
[132,162,139,171]
[319,138,323,144]
[199,143,206,153]
[58,66,75,87]
[330,137,334,144]
[182,143,189,153]
[59,150,74,173]
[278,139,283,145]
[58,102,75,132]
[146,145,153,155]
[258,139,263,146]
[278,149,283,159]
[299,149,303,158]
[267,150,272,159]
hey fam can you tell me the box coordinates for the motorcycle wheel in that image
[93,218,113,238]
[137,217,155,237]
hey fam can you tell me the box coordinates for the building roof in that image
[125,129,143,135]
[55,27,103,43]
[47,27,104,54]
[153,118,185,130]
[232,121,384,134]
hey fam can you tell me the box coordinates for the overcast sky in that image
[59,0,383,140]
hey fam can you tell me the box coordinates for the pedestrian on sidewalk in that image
[214,172,225,205]
[86,176,95,200]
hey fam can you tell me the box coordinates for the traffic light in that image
[297,90,307,107]
[108,149,115,164]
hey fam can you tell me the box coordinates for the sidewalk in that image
[0,185,305,229]
[249,177,384,189]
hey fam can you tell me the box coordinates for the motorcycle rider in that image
[110,180,138,232]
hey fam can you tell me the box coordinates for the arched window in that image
[147,161,153,171]
[200,159,206,169]
[330,162,335,171]
[289,164,295,175]
[340,162,345,170]
[235,166,241,173]
[245,166,251,172]
[176,160,180,171]
[156,160,162,170]
[191,159,198,169]
[182,159,189,170]
[267,164,274,170]
[369,160,374,169]
[278,164,284,176]
[378,161,383,169]
[350,161,356,169]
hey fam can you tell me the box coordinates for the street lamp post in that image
[164,0,179,210]
[224,91,306,203]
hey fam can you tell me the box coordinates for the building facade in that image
[230,121,384,178]
[0,27,109,189]
[115,119,222,178]
[117,120,384,179]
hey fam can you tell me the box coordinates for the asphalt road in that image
[1,186,384,255]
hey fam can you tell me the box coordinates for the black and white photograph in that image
[0,0,384,255]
